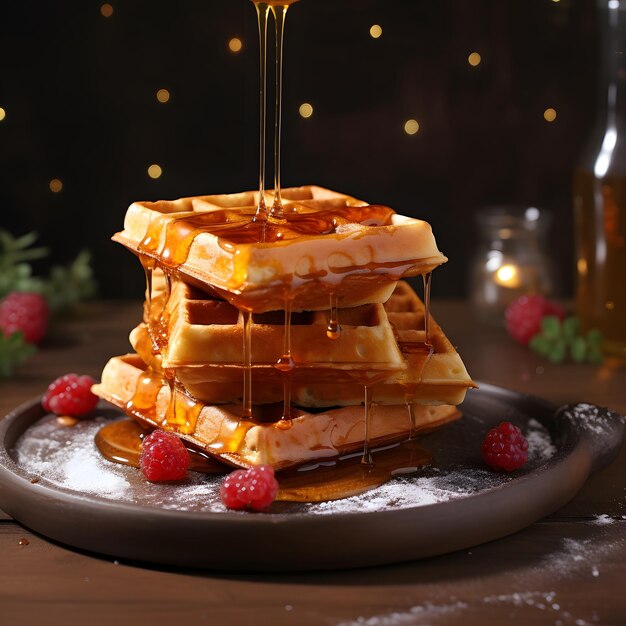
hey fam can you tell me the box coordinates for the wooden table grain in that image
[1,301,625,626]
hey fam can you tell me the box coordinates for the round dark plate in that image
[0,383,623,572]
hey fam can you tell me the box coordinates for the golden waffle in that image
[138,279,405,368]
[113,185,447,312]
[130,280,474,407]
[93,354,461,470]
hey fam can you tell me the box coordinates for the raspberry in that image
[42,373,98,416]
[482,421,529,472]
[220,465,278,512]
[0,292,49,344]
[139,430,190,482]
[505,295,565,345]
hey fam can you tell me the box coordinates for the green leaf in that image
[541,315,562,341]
[562,317,581,342]
[587,328,603,348]
[529,335,551,357]
[570,336,587,363]
[43,249,97,313]
[0,331,37,379]
[587,347,604,366]
[547,340,567,364]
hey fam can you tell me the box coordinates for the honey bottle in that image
[574,0,626,357]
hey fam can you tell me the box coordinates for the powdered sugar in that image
[14,416,226,511]
[526,417,557,461]
[337,591,598,626]
[12,411,559,515]
[560,402,624,436]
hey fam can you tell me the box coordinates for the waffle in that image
[93,354,461,470]
[129,280,474,407]
[113,185,448,312]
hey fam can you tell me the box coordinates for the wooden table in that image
[1,301,625,625]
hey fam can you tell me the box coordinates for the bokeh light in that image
[156,89,170,103]
[100,3,113,18]
[148,164,163,179]
[49,179,63,193]
[468,52,481,67]
[404,119,420,135]
[544,108,557,122]
[299,103,313,118]
[0,107,5,122]
[369,25,382,39]
[228,38,243,53]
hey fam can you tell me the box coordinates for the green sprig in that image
[529,315,603,365]
[0,332,37,379]
[0,230,97,312]
[0,230,98,378]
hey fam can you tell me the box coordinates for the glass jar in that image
[574,0,626,358]
[470,206,555,325]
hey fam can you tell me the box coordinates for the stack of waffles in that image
[94,185,474,470]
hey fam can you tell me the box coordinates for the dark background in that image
[0,0,598,298]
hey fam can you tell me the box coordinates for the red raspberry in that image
[482,421,529,472]
[0,292,49,344]
[139,430,190,482]
[42,373,98,416]
[505,295,565,345]
[220,465,278,512]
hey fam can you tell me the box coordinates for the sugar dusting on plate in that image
[337,531,625,626]
[13,413,556,515]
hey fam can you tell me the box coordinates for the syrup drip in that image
[274,297,295,425]
[401,272,435,434]
[361,385,375,466]
[164,368,177,428]
[423,271,432,348]
[269,2,289,220]
[141,255,154,311]
[242,309,253,419]
[326,292,341,339]
[253,1,270,223]
[141,259,171,354]
[126,368,164,423]
[166,382,203,435]
[95,419,225,473]
[406,394,417,439]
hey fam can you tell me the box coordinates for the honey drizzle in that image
[166,381,203,435]
[327,292,341,339]
[402,271,435,435]
[253,1,270,222]
[361,385,375,466]
[423,271,432,348]
[274,296,295,424]
[126,368,163,423]
[242,309,253,419]
[269,2,289,220]
[406,394,417,439]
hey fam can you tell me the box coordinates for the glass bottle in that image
[470,206,554,325]
[574,0,626,358]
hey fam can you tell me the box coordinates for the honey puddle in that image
[95,418,431,503]
[95,419,225,474]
